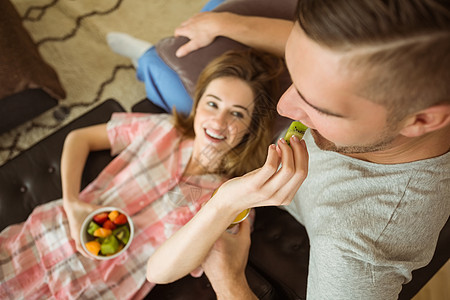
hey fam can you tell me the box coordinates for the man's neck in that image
[344,127,450,164]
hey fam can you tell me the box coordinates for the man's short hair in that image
[296,0,450,120]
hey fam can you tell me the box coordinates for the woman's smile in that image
[204,128,226,142]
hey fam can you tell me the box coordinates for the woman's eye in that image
[231,111,244,118]
[207,101,218,108]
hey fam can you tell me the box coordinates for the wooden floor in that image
[412,260,450,300]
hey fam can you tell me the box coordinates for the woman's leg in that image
[107,32,152,67]
[106,33,193,115]
[136,47,193,115]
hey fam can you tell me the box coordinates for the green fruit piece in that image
[100,235,120,255]
[113,226,130,245]
[284,121,308,145]
[87,221,101,236]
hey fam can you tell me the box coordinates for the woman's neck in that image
[183,158,205,176]
[186,142,222,175]
[183,157,220,176]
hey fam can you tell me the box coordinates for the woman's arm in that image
[147,137,308,283]
[61,124,111,256]
[174,12,294,58]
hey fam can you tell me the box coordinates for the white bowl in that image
[80,206,134,260]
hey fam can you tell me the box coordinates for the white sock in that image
[107,32,152,67]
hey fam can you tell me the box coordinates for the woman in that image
[0,49,284,299]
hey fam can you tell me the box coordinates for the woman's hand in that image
[174,12,234,57]
[146,136,307,284]
[63,197,100,258]
[213,136,309,211]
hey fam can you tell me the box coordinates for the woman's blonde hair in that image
[173,49,285,178]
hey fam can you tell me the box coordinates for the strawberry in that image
[93,212,108,225]
[103,219,116,230]
[113,213,127,225]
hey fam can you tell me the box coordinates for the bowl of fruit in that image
[80,207,134,260]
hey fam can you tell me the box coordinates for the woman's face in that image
[192,76,255,168]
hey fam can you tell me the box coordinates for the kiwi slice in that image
[87,221,100,236]
[100,235,119,255]
[113,226,130,244]
[284,121,308,145]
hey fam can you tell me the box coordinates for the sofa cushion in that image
[0,97,279,299]
[155,0,297,98]
[249,206,310,299]
[0,99,124,231]
[0,0,65,104]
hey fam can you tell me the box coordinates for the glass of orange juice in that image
[211,188,250,229]
[228,208,250,229]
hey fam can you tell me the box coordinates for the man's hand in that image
[202,219,257,300]
[174,12,233,57]
[174,12,293,58]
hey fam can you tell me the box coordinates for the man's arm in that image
[201,219,258,300]
[174,12,294,58]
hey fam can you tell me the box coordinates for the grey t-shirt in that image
[284,130,450,299]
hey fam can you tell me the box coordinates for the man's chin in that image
[310,129,340,152]
[310,129,394,154]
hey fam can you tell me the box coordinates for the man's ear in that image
[399,103,450,137]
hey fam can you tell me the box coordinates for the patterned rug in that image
[0,0,207,166]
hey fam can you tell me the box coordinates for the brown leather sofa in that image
[1,98,448,299]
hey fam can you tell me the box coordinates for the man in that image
[147,1,450,299]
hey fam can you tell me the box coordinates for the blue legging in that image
[136,47,192,114]
[136,0,225,115]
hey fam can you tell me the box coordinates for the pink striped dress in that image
[0,113,225,299]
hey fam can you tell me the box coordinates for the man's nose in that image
[277,85,305,119]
